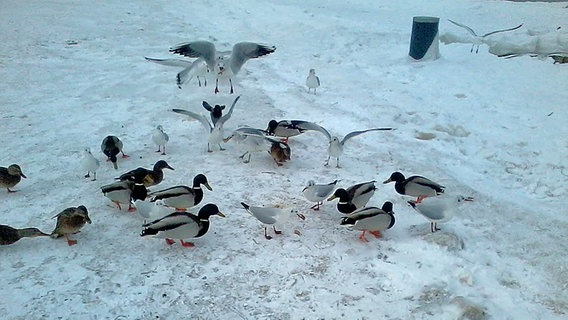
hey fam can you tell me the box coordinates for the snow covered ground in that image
[1,0,567,319]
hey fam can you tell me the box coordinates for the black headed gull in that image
[447,19,523,53]
[0,225,49,246]
[116,160,174,187]
[101,135,129,169]
[306,68,320,94]
[340,201,395,242]
[149,174,212,211]
[302,179,339,210]
[172,95,240,152]
[170,41,276,94]
[327,181,377,214]
[152,125,169,155]
[0,164,27,193]
[241,202,305,240]
[141,203,225,247]
[309,125,395,168]
[81,147,100,181]
[408,195,473,232]
[202,100,226,126]
[101,180,148,212]
[144,56,209,88]
[383,171,445,203]
[50,205,91,246]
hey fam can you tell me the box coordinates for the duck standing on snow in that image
[116,160,174,187]
[172,95,240,152]
[101,135,129,169]
[265,119,327,143]
[0,224,49,245]
[101,180,148,212]
[169,40,276,94]
[141,203,225,247]
[269,140,291,166]
[306,68,320,94]
[302,179,339,210]
[408,195,473,232]
[340,201,395,242]
[152,125,169,155]
[0,164,27,193]
[327,180,377,214]
[50,205,91,246]
[241,202,305,240]
[383,171,445,203]
[81,148,100,181]
[149,174,212,211]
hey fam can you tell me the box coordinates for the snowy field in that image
[1,0,567,319]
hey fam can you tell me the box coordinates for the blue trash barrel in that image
[409,16,440,61]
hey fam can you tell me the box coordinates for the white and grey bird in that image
[141,203,225,247]
[309,125,395,168]
[152,125,169,155]
[327,180,377,214]
[241,202,305,240]
[306,68,320,94]
[81,147,100,181]
[145,56,209,88]
[169,41,276,94]
[172,95,240,152]
[340,201,396,242]
[302,179,339,210]
[265,119,327,143]
[224,127,283,163]
[447,19,523,53]
[408,195,473,232]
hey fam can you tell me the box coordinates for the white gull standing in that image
[302,179,339,210]
[241,202,305,240]
[152,125,169,155]
[81,147,100,181]
[408,195,474,232]
[305,68,320,94]
[169,41,276,94]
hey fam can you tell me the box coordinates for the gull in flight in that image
[310,125,395,168]
[145,57,209,88]
[447,19,523,53]
[172,96,240,152]
[170,41,276,94]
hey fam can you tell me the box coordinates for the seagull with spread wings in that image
[447,19,523,53]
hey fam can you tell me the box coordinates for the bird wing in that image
[482,24,523,37]
[148,186,192,200]
[341,128,393,145]
[294,120,331,141]
[176,58,208,88]
[169,41,217,71]
[229,42,276,74]
[142,212,198,231]
[202,101,213,112]
[144,57,193,68]
[218,95,241,125]
[171,109,212,132]
[248,206,280,225]
[447,19,478,37]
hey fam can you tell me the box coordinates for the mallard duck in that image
[302,179,339,210]
[327,180,376,214]
[101,135,129,169]
[152,125,169,155]
[241,202,305,240]
[116,160,174,187]
[383,171,445,203]
[408,195,473,232]
[101,180,148,212]
[306,69,320,94]
[172,95,240,152]
[141,203,225,247]
[269,140,291,166]
[0,164,27,193]
[50,205,91,246]
[81,147,100,181]
[149,174,212,211]
[340,201,395,242]
[0,224,49,245]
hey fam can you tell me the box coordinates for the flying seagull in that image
[447,19,523,53]
[170,41,276,94]
[145,57,209,88]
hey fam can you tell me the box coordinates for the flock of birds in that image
[1,39,474,247]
